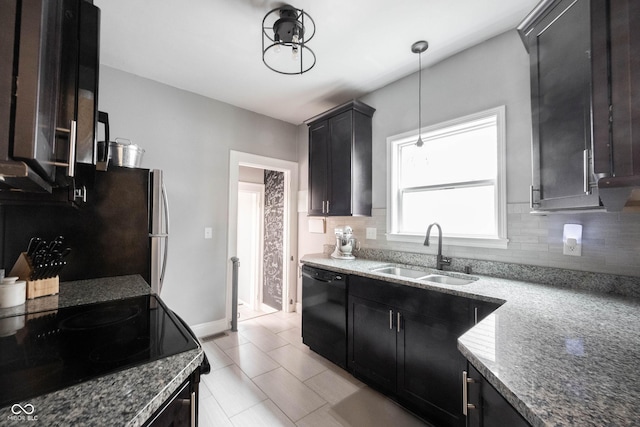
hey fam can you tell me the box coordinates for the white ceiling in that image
[95,0,539,125]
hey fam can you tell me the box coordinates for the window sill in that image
[386,233,509,249]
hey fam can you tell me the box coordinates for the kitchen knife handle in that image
[27,237,41,257]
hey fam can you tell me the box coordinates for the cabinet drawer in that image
[350,275,469,322]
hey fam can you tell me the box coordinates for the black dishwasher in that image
[302,265,347,368]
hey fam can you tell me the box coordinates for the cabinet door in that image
[527,0,602,209]
[57,0,99,167]
[13,0,63,183]
[608,0,640,177]
[348,295,396,393]
[327,110,353,215]
[465,364,530,427]
[308,120,329,215]
[397,310,467,427]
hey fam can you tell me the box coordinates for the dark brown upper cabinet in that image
[305,100,375,217]
[0,0,100,196]
[519,0,640,212]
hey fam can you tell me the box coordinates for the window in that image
[387,106,507,248]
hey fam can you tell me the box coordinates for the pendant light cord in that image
[411,40,428,147]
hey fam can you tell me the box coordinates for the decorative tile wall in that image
[317,204,640,278]
[263,170,284,309]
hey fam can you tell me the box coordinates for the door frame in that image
[227,151,299,323]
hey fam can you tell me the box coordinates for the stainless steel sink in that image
[371,265,476,285]
[419,274,475,286]
[371,266,432,279]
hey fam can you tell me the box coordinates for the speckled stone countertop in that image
[0,275,205,427]
[0,275,151,319]
[301,254,640,427]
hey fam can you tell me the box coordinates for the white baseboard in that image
[190,318,230,339]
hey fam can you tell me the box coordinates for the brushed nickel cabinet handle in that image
[397,312,401,333]
[67,120,77,177]
[583,149,590,195]
[462,370,476,416]
[389,310,393,330]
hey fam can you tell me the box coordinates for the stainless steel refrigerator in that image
[0,166,169,294]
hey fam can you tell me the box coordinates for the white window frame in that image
[386,106,508,249]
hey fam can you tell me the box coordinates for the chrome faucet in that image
[424,222,451,270]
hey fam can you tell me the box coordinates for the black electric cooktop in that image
[0,295,199,407]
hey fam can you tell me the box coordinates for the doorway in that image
[227,151,299,328]
[237,173,284,321]
[237,181,267,319]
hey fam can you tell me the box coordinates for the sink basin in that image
[371,266,431,279]
[420,274,475,286]
[371,265,476,285]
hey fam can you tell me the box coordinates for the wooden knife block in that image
[9,252,59,299]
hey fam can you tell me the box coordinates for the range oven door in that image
[144,375,199,427]
[144,311,210,427]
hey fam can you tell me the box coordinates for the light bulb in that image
[292,46,299,61]
[274,42,281,53]
[292,34,299,44]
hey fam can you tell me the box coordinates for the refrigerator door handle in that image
[160,181,170,291]
[150,170,169,295]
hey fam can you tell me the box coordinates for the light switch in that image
[204,227,213,239]
[366,227,377,240]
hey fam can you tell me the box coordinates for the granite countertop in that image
[0,275,205,427]
[301,254,640,427]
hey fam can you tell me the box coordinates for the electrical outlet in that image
[366,227,377,240]
[204,227,213,239]
[563,238,582,256]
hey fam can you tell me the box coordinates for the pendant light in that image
[412,40,428,147]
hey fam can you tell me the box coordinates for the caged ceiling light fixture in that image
[412,40,429,147]
[262,5,316,75]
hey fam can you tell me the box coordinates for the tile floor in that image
[237,302,278,322]
[198,311,430,427]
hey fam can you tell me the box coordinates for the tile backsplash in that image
[316,203,640,278]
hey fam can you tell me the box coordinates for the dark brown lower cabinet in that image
[348,275,473,427]
[349,295,397,393]
[464,364,530,427]
[398,310,469,427]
